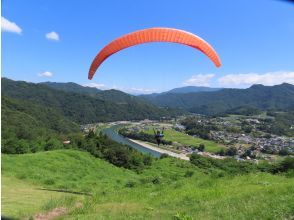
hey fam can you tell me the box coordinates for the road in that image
[128,139,190,161]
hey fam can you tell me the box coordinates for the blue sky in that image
[2,0,294,93]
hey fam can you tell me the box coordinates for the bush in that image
[160,153,169,159]
[71,133,153,172]
[279,149,290,156]
[125,181,136,188]
[277,157,294,172]
[218,149,225,156]
[44,138,63,151]
[190,153,212,169]
[143,155,153,166]
[226,147,237,156]
[152,177,161,184]
[190,153,258,175]
[184,170,194,177]
[198,144,205,152]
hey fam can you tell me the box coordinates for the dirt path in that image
[34,207,68,220]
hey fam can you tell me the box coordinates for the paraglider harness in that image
[153,128,164,146]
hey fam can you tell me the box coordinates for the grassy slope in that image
[2,176,78,219]
[146,128,225,153]
[1,150,137,219]
[2,150,137,192]
[2,150,294,219]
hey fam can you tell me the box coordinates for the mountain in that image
[140,83,294,115]
[2,95,80,137]
[165,86,222,94]
[2,78,180,124]
[41,82,101,97]
[141,86,222,98]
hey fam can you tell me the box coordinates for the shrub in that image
[152,177,161,184]
[226,147,237,156]
[198,144,205,152]
[160,153,169,159]
[277,157,294,172]
[125,181,136,188]
[184,170,194,177]
[279,149,290,156]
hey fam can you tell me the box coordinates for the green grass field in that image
[2,149,294,219]
[145,128,225,153]
[2,176,79,219]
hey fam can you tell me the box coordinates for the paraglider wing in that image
[88,27,221,80]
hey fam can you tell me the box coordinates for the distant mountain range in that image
[2,78,182,124]
[2,78,294,121]
[166,86,222,94]
[140,83,294,115]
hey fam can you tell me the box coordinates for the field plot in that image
[145,128,225,153]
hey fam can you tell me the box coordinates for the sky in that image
[1,0,294,94]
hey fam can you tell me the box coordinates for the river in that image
[102,125,162,158]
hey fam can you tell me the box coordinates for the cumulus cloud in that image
[218,71,294,88]
[183,74,215,86]
[38,71,53,77]
[1,16,22,34]
[45,31,59,41]
[84,83,107,90]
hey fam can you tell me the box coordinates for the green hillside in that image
[2,150,136,219]
[1,95,80,154]
[2,150,294,219]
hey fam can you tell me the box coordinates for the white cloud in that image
[218,71,294,88]
[84,83,157,94]
[123,87,158,95]
[183,74,215,86]
[1,16,22,34]
[38,71,53,77]
[84,83,106,90]
[45,31,59,41]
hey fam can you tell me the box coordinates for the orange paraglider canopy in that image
[88,27,221,80]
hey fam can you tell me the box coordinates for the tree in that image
[242,125,252,133]
[15,139,30,154]
[198,144,205,152]
[242,149,252,158]
[218,149,225,156]
[226,147,237,156]
[279,149,290,156]
[44,138,62,151]
[277,157,294,172]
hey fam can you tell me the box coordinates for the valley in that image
[1,78,294,219]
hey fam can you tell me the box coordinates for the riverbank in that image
[128,139,190,161]
[102,126,161,157]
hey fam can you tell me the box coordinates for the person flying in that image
[153,128,164,146]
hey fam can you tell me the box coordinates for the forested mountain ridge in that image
[1,95,80,153]
[41,81,101,96]
[1,78,179,124]
[140,83,294,115]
